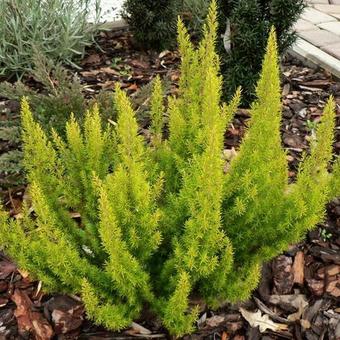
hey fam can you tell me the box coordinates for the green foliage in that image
[0,150,23,189]
[0,0,101,77]
[181,0,210,36]
[218,0,305,106]
[0,55,117,191]
[330,157,340,199]
[122,0,180,51]
[0,109,23,190]
[0,55,87,134]
[0,2,338,336]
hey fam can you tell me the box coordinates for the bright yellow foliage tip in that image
[0,1,338,336]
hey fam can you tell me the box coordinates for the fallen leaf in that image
[159,50,171,59]
[269,294,308,321]
[130,322,152,335]
[205,315,225,328]
[197,312,207,328]
[47,295,84,334]
[239,308,288,333]
[11,289,53,340]
[253,297,289,324]
[125,322,152,336]
[51,309,82,334]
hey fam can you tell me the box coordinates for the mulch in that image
[0,28,339,340]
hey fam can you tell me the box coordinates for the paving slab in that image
[294,1,340,79]
[294,19,319,31]
[318,21,340,35]
[321,41,340,58]
[89,0,123,22]
[299,28,340,46]
[308,0,330,3]
[289,38,340,79]
[314,4,340,13]
[330,13,340,19]
[301,7,337,24]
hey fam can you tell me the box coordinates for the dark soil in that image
[0,28,339,340]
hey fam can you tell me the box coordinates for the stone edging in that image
[289,38,340,80]
[99,19,128,31]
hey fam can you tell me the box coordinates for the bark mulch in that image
[0,28,339,339]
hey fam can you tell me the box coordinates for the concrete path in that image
[291,0,340,78]
[89,0,123,22]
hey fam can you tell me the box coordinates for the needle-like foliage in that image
[0,0,101,77]
[0,1,338,337]
[122,0,180,51]
[218,0,305,105]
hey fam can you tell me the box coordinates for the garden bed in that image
[0,27,339,340]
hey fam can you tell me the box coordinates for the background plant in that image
[0,112,22,191]
[122,0,180,51]
[0,2,338,337]
[217,0,305,106]
[0,0,101,77]
[0,54,117,193]
[0,52,161,194]
[181,0,210,36]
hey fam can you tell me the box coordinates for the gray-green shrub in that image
[0,0,101,77]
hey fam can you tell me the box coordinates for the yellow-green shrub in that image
[0,1,338,336]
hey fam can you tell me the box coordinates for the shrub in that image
[0,54,117,191]
[0,55,87,134]
[181,0,210,36]
[0,110,23,191]
[0,2,338,336]
[218,0,305,106]
[330,158,340,199]
[122,0,180,51]
[0,0,101,77]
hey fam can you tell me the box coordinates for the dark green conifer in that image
[218,0,305,105]
[122,0,180,50]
